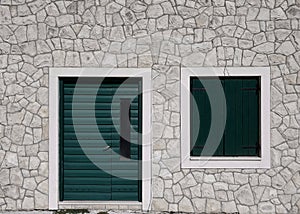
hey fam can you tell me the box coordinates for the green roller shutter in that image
[191,77,260,157]
[59,77,142,201]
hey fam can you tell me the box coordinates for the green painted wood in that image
[64,124,138,131]
[63,117,139,125]
[111,155,139,161]
[191,77,259,157]
[190,78,224,156]
[111,162,139,170]
[64,177,111,185]
[214,78,225,156]
[64,185,112,192]
[63,140,139,148]
[112,185,139,192]
[224,79,241,156]
[63,192,111,200]
[190,78,203,155]
[64,109,139,116]
[63,83,139,88]
[64,95,138,103]
[63,162,112,170]
[242,79,259,156]
[224,78,259,156]
[64,103,139,110]
[63,133,139,140]
[63,155,112,162]
[64,87,139,95]
[63,169,112,177]
[60,77,142,201]
[235,80,244,156]
[111,193,139,201]
[63,147,139,155]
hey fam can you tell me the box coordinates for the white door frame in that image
[49,68,152,211]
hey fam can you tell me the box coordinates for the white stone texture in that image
[147,5,164,18]
[0,6,12,24]
[153,177,164,197]
[234,184,255,205]
[0,0,298,212]
[178,197,194,212]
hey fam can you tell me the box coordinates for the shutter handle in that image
[103,146,111,151]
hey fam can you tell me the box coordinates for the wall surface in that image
[0,0,299,213]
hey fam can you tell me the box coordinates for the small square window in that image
[181,67,270,168]
[190,76,260,157]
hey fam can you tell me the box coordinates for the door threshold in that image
[58,201,142,210]
[59,201,142,205]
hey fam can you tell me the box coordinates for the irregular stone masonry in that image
[0,0,299,213]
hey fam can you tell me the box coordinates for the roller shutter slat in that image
[63,109,139,117]
[64,103,138,110]
[63,155,111,162]
[63,140,138,147]
[63,193,111,200]
[63,118,139,125]
[64,88,139,95]
[64,95,138,103]
[64,177,111,185]
[64,125,138,132]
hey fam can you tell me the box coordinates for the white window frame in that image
[49,68,152,210]
[181,67,270,168]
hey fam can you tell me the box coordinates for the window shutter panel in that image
[191,78,224,156]
[241,78,259,156]
[191,78,208,156]
[224,79,243,156]
[224,78,259,156]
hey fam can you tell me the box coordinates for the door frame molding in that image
[49,68,152,211]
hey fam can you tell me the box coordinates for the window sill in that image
[190,156,262,161]
[182,156,270,169]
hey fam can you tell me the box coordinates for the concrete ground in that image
[0,210,176,214]
[0,211,207,214]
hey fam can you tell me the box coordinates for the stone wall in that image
[0,0,299,212]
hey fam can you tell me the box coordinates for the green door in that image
[59,77,142,201]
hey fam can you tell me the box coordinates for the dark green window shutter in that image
[241,78,260,156]
[59,77,142,201]
[190,77,260,157]
[190,78,224,156]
